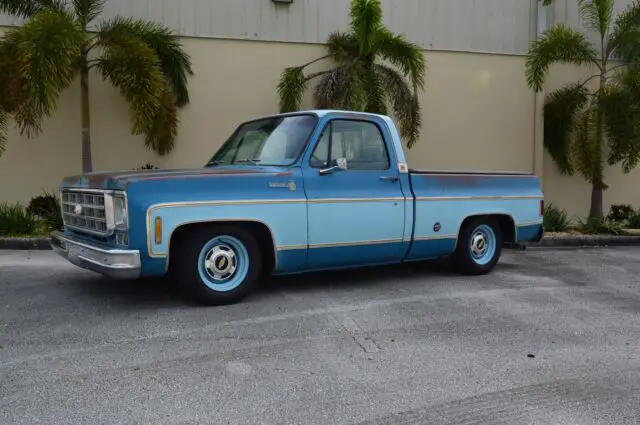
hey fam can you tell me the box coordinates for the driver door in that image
[302,117,407,270]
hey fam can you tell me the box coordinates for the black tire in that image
[452,217,503,275]
[171,225,263,306]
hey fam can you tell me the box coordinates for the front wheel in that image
[452,217,502,275]
[171,225,262,305]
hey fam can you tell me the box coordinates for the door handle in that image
[379,175,399,182]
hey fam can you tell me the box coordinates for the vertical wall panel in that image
[0,0,537,55]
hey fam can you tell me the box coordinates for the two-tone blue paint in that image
[59,110,544,279]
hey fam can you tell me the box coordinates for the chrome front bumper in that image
[50,231,141,279]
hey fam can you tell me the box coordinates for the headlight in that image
[113,194,128,229]
[105,191,129,234]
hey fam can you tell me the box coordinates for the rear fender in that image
[455,213,517,248]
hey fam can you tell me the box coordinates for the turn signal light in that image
[154,217,162,244]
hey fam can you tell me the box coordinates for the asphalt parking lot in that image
[1,247,639,425]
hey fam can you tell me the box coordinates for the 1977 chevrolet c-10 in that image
[51,110,544,305]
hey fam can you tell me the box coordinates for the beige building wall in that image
[0,36,536,205]
[2,1,638,220]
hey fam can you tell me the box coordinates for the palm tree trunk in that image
[589,184,604,218]
[589,67,607,220]
[80,50,92,174]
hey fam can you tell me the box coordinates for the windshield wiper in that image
[206,159,224,166]
[236,158,262,164]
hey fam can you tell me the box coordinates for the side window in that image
[309,120,390,170]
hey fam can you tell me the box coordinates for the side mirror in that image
[319,158,347,176]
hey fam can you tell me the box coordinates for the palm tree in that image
[276,0,426,148]
[526,0,640,219]
[0,0,193,172]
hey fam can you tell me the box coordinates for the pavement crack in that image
[332,313,382,354]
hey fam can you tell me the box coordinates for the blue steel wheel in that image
[172,225,262,306]
[452,217,502,275]
[197,235,250,292]
[468,224,497,266]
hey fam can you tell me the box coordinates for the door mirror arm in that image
[319,158,347,176]
[319,165,343,176]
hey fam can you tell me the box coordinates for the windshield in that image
[208,115,318,166]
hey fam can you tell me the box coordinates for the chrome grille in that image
[61,190,108,235]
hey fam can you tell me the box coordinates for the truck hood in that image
[61,166,290,190]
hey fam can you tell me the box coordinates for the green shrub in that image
[626,210,640,229]
[577,217,623,235]
[0,203,37,236]
[607,204,635,222]
[27,194,53,217]
[543,203,572,232]
[135,162,159,170]
[27,191,63,231]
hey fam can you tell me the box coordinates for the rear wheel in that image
[171,225,262,305]
[452,217,502,275]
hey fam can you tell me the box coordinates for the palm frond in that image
[277,67,309,112]
[95,34,166,143]
[0,39,39,140]
[339,63,367,111]
[0,0,42,18]
[362,63,386,114]
[577,0,614,37]
[614,60,640,92]
[0,37,27,111]
[374,64,421,149]
[349,0,382,55]
[570,99,605,187]
[313,63,364,110]
[0,107,8,156]
[0,9,85,135]
[376,28,426,92]
[327,31,358,62]
[97,16,193,107]
[606,1,640,61]
[0,39,45,138]
[72,0,105,25]
[601,68,640,172]
[543,83,591,175]
[143,86,178,155]
[0,0,65,18]
[525,25,598,92]
[12,101,44,138]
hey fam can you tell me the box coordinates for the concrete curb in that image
[526,235,640,248]
[0,237,51,250]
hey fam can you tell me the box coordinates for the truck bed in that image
[403,169,543,261]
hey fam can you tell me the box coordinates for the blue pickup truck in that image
[51,110,544,305]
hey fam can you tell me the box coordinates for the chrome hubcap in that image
[471,231,489,257]
[203,245,237,281]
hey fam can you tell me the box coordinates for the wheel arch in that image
[167,219,277,276]
[455,213,516,248]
